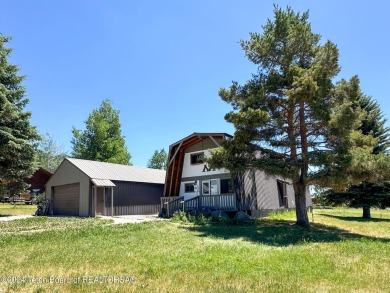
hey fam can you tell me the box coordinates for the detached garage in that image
[45,158,166,217]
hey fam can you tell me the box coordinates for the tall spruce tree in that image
[71,99,132,165]
[147,148,167,170]
[359,96,389,154]
[325,96,390,218]
[0,34,39,195]
[208,6,388,226]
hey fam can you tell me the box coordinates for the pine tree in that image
[71,99,132,165]
[325,96,390,218]
[208,6,389,226]
[359,96,389,155]
[0,34,39,195]
[147,148,167,170]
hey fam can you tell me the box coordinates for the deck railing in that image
[198,193,236,211]
[184,196,199,210]
[162,193,237,217]
[160,196,182,207]
[161,196,184,217]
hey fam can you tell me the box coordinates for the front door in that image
[96,187,104,215]
[202,181,210,195]
[202,179,219,195]
[210,179,219,195]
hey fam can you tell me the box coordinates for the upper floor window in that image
[190,152,204,165]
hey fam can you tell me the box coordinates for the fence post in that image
[164,201,170,217]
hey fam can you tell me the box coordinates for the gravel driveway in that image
[0,215,34,221]
[0,214,164,224]
[98,214,165,224]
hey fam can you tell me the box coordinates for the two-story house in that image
[163,132,312,217]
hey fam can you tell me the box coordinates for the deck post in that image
[93,186,96,217]
[111,187,114,216]
[103,187,106,215]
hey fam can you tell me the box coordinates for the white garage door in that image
[53,183,80,216]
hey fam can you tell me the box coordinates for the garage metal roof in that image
[66,158,166,185]
[91,179,116,187]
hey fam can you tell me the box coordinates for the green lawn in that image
[0,203,37,216]
[0,208,389,292]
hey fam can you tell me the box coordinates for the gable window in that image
[190,152,204,165]
[185,183,196,193]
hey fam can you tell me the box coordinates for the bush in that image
[171,210,214,225]
[35,193,46,205]
[172,210,188,222]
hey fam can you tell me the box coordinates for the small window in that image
[190,152,204,165]
[185,183,196,193]
[221,179,234,194]
[277,180,287,207]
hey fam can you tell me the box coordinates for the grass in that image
[0,203,37,217]
[0,216,112,234]
[0,208,389,292]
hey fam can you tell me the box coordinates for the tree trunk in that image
[294,100,310,227]
[294,182,309,227]
[232,172,245,211]
[362,206,371,219]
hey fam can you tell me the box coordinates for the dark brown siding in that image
[53,183,80,216]
[112,181,164,206]
[25,168,52,193]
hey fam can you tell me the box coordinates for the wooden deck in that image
[161,194,236,217]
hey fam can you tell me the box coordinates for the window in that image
[220,179,234,194]
[277,180,288,207]
[185,183,196,193]
[190,152,204,165]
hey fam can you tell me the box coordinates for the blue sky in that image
[1,1,389,167]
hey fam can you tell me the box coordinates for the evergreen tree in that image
[208,6,389,226]
[0,34,39,195]
[325,97,390,218]
[71,99,132,165]
[359,96,389,154]
[147,148,167,170]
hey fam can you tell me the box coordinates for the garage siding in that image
[110,181,164,215]
[53,183,80,216]
[113,181,163,206]
[45,159,90,216]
